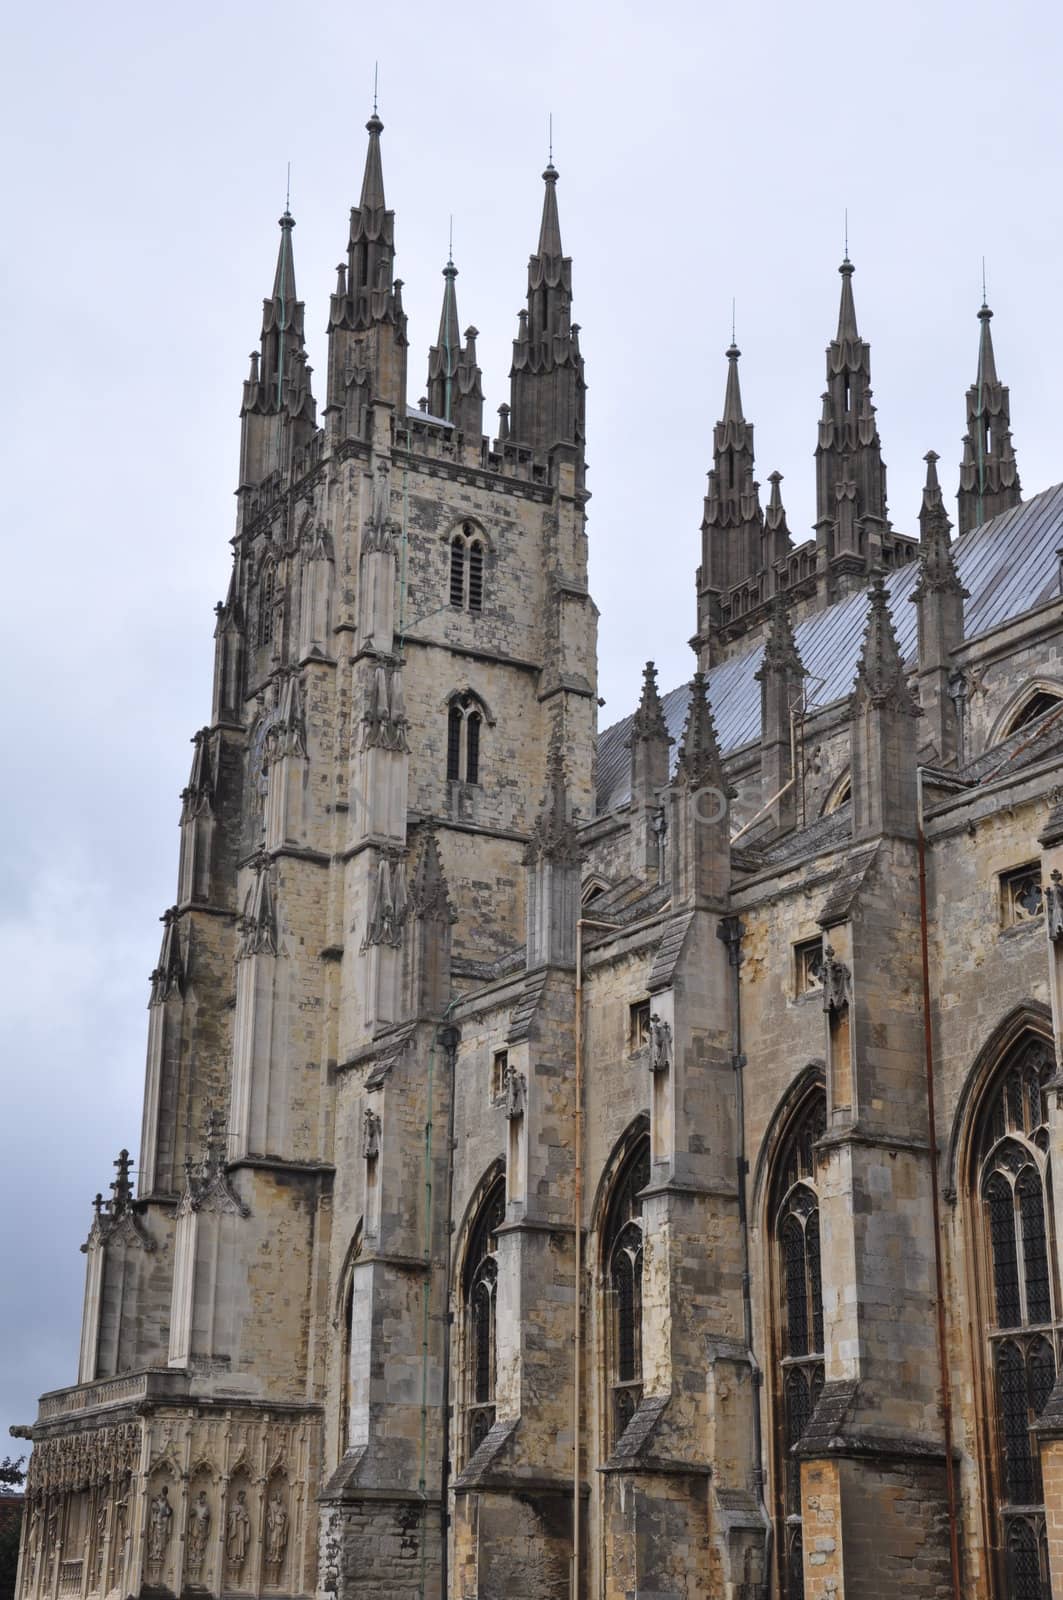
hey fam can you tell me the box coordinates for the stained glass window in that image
[603,1135,649,1447]
[771,1090,826,1600]
[462,1176,505,1461]
[974,1039,1058,1596]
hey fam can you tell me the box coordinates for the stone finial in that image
[765,471,789,537]
[912,453,968,601]
[524,718,581,867]
[631,662,670,745]
[756,591,805,681]
[853,575,920,716]
[836,255,859,343]
[111,1150,134,1216]
[675,673,735,798]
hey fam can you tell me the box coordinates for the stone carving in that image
[94,1498,108,1585]
[362,1108,381,1161]
[25,1424,140,1499]
[147,1486,173,1578]
[177,1107,249,1219]
[186,1491,211,1582]
[226,1490,251,1580]
[362,460,394,554]
[504,1063,526,1121]
[362,854,407,948]
[649,1015,672,1074]
[362,661,409,752]
[822,945,852,1015]
[264,1492,289,1578]
[1046,869,1063,942]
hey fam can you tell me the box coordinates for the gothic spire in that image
[957,299,1021,535]
[632,661,670,744]
[360,111,386,214]
[676,673,734,797]
[836,255,859,342]
[814,256,890,588]
[426,258,484,434]
[537,161,563,259]
[697,345,762,626]
[853,574,919,715]
[241,211,314,423]
[757,590,805,681]
[508,163,585,461]
[913,453,966,598]
[326,112,408,428]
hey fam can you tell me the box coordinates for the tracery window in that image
[449,523,485,613]
[974,1038,1059,1599]
[602,1135,650,1447]
[770,1089,826,1600]
[1004,690,1063,739]
[462,1175,505,1462]
[447,692,484,785]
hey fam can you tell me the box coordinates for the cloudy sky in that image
[3,0,1063,1447]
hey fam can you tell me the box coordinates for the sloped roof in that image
[597,483,1063,813]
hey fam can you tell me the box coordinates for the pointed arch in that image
[764,1079,828,1600]
[458,1164,506,1463]
[446,519,491,613]
[445,689,491,785]
[964,1024,1060,1599]
[820,771,851,817]
[594,1117,651,1449]
[990,679,1063,746]
[943,1002,1052,1203]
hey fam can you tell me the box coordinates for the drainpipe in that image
[916,769,964,1600]
[573,916,620,1600]
[718,914,773,1599]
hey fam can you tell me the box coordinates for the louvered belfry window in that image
[771,1090,827,1600]
[462,1176,505,1462]
[975,1039,1058,1600]
[603,1136,650,1447]
[449,522,485,612]
[446,693,484,786]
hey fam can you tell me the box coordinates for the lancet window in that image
[602,1135,650,1448]
[259,562,277,647]
[462,1175,505,1462]
[770,1088,826,1600]
[974,1038,1059,1600]
[447,692,484,785]
[449,523,485,613]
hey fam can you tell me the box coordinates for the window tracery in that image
[973,1038,1058,1599]
[462,1176,505,1462]
[770,1089,826,1600]
[447,692,484,785]
[602,1135,650,1447]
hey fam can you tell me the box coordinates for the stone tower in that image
[22,112,597,1600]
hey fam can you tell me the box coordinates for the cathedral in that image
[15,108,1063,1600]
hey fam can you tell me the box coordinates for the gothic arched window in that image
[462,1175,505,1462]
[449,523,485,613]
[770,1088,826,1600]
[973,1038,1059,1600]
[447,692,484,785]
[602,1134,650,1447]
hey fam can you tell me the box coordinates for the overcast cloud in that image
[3,0,1063,1447]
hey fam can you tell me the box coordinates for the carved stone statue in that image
[187,1491,211,1580]
[265,1493,289,1573]
[504,1062,526,1121]
[226,1490,251,1578]
[94,1498,109,1584]
[362,1108,381,1161]
[147,1486,173,1575]
[649,1014,672,1074]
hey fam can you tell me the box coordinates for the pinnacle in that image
[757,591,805,681]
[722,343,745,425]
[765,471,788,531]
[676,673,734,797]
[855,574,920,713]
[536,162,563,259]
[836,256,859,342]
[360,112,386,212]
[524,716,580,866]
[914,452,967,600]
[976,300,999,388]
[632,661,669,743]
[410,827,455,922]
[272,209,297,303]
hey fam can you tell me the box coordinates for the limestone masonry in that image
[17,113,1063,1600]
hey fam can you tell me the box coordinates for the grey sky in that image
[3,0,1062,1446]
